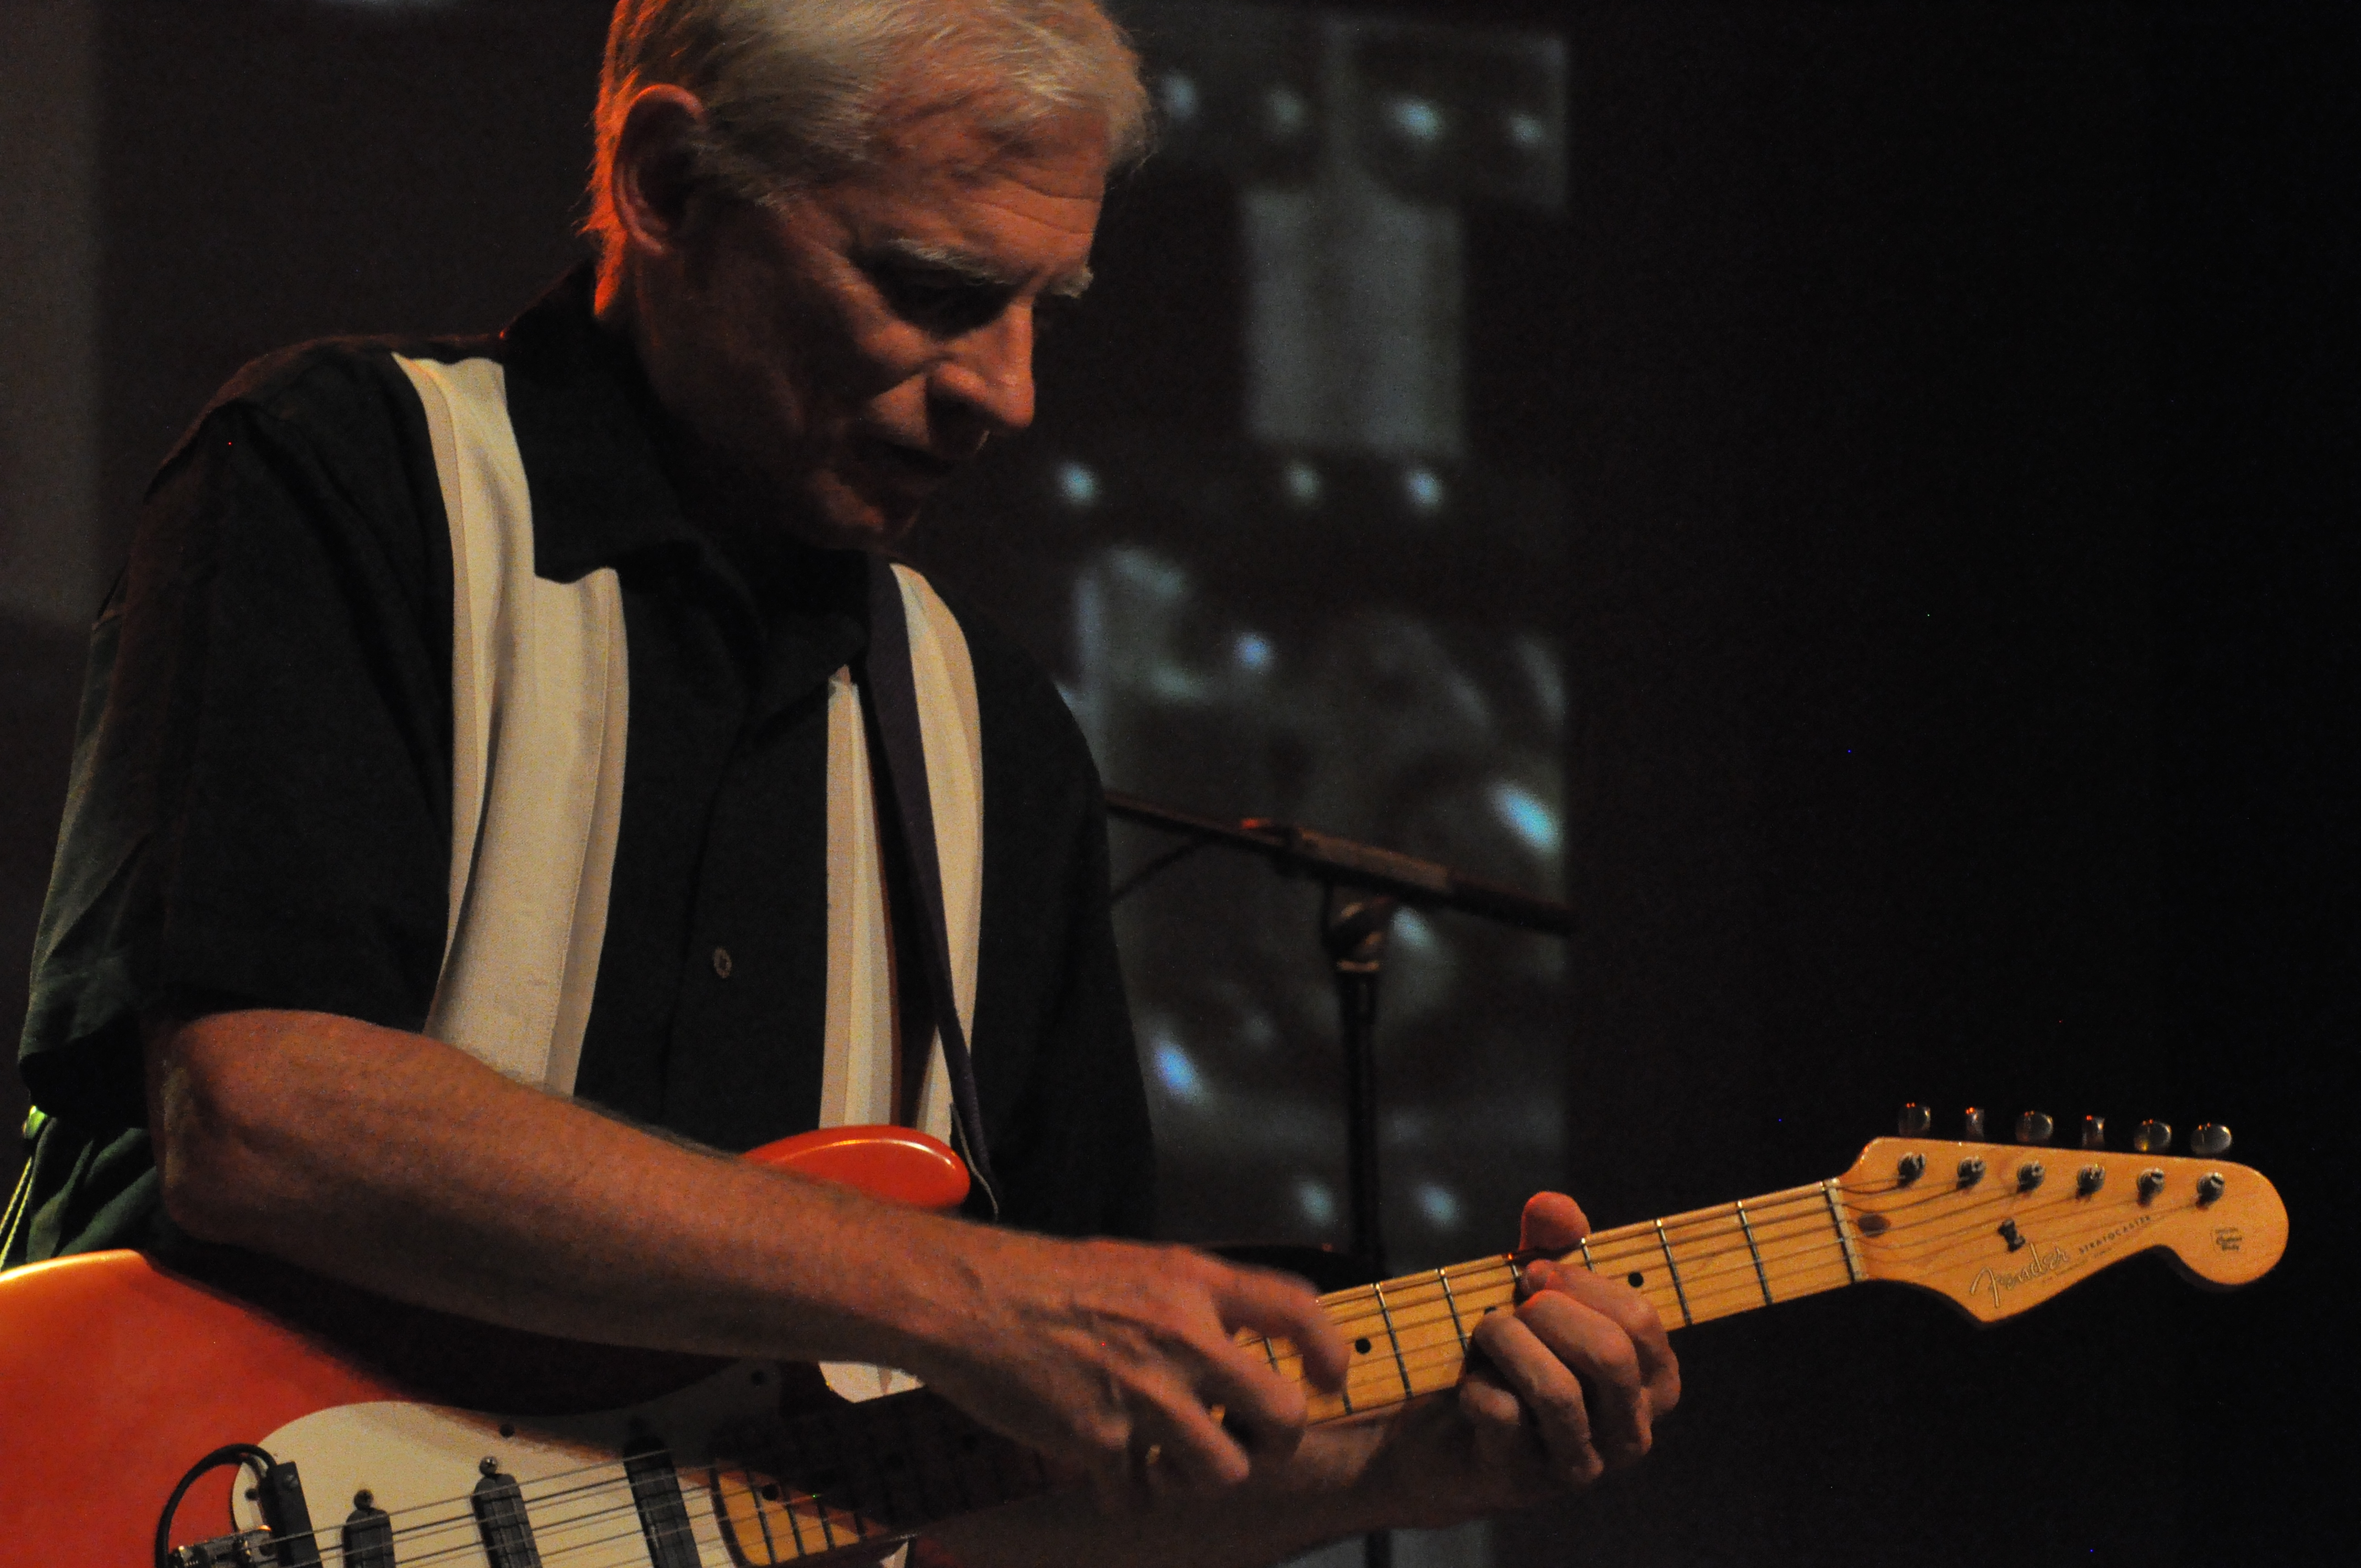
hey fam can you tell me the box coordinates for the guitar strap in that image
[862,554,1000,1214]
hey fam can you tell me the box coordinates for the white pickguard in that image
[229,1360,904,1566]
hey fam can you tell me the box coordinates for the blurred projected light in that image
[1158,70,1202,126]
[1233,631,1275,673]
[1402,465,1447,514]
[1391,906,1436,951]
[1055,459,1102,509]
[1504,110,1549,153]
[1297,1178,1339,1227]
[1384,95,1448,149]
[1281,458,1324,508]
[1151,1032,1210,1105]
[1107,544,1189,602]
[1415,1182,1464,1231]
[1264,84,1312,142]
[1490,781,1561,857]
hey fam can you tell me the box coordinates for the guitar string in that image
[1270,1188,1857,1355]
[279,1390,1004,1568]
[1266,1181,2186,1384]
[221,1175,2192,1564]
[1341,1174,2178,1327]
[262,1375,990,1566]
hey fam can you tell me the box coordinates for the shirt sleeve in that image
[17,364,454,1131]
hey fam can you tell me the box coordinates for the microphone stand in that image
[1103,791,1575,1568]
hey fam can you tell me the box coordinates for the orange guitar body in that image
[0,1125,966,1563]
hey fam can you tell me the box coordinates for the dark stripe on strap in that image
[863,555,999,1210]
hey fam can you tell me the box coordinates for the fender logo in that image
[1966,1210,2161,1311]
[1970,1244,2072,1311]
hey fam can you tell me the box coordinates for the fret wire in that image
[1821,1180,1865,1282]
[801,1415,840,1554]
[1370,1281,1415,1398]
[742,1457,792,1564]
[767,1427,815,1562]
[1732,1200,1775,1306]
[1436,1267,1470,1351]
[1577,1237,1596,1270]
[1652,1219,1694,1325]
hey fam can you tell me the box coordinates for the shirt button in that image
[711,946,734,979]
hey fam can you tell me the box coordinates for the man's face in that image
[645,107,1109,551]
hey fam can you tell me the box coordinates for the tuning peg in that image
[1897,1103,1932,1136]
[1963,1107,1986,1140]
[2015,1111,2054,1145]
[2131,1119,2172,1155]
[2190,1123,2233,1157]
[2080,1115,2107,1149]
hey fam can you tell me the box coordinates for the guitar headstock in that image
[1836,1130,2287,1323]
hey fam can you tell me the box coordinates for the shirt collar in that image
[497,264,702,583]
[497,264,873,714]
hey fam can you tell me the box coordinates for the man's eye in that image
[873,266,1008,335]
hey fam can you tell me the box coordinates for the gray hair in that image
[586,0,1150,253]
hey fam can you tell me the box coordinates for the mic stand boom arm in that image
[1102,791,1575,937]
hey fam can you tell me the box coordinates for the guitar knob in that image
[2015,1111,2054,1145]
[1963,1107,1986,1140]
[2131,1120,2172,1155]
[1898,1103,1932,1136]
[2080,1115,2107,1149]
[2190,1123,2233,1157]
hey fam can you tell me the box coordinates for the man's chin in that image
[786,477,926,554]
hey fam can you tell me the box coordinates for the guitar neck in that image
[1256,1177,1862,1424]
[553,1141,2284,1562]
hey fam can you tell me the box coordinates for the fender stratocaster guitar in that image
[0,1122,2285,1567]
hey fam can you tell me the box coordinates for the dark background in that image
[2,2,2349,1563]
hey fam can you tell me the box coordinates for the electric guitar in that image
[0,1119,2286,1567]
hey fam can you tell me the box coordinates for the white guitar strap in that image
[391,353,982,1146]
[396,355,628,1095]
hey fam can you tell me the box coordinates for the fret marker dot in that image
[762,1483,781,1500]
[1354,1337,1372,1354]
[1628,1272,1645,1288]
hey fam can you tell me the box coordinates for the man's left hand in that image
[1353,1191,1682,1527]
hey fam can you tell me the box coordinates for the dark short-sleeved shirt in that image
[9,269,1151,1265]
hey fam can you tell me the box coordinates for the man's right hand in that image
[893,1232,1352,1512]
[146,1008,1348,1516]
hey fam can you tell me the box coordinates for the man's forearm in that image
[146,1008,990,1369]
[143,1007,1354,1500]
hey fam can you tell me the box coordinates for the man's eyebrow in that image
[866,237,1094,299]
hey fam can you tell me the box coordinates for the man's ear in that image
[606,84,715,260]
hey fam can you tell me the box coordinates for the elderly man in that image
[8,1,1674,1560]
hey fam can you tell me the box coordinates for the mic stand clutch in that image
[1323,889,1399,1283]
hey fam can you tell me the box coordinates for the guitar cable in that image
[153,1444,276,1568]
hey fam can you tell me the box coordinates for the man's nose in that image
[931,302,1037,435]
